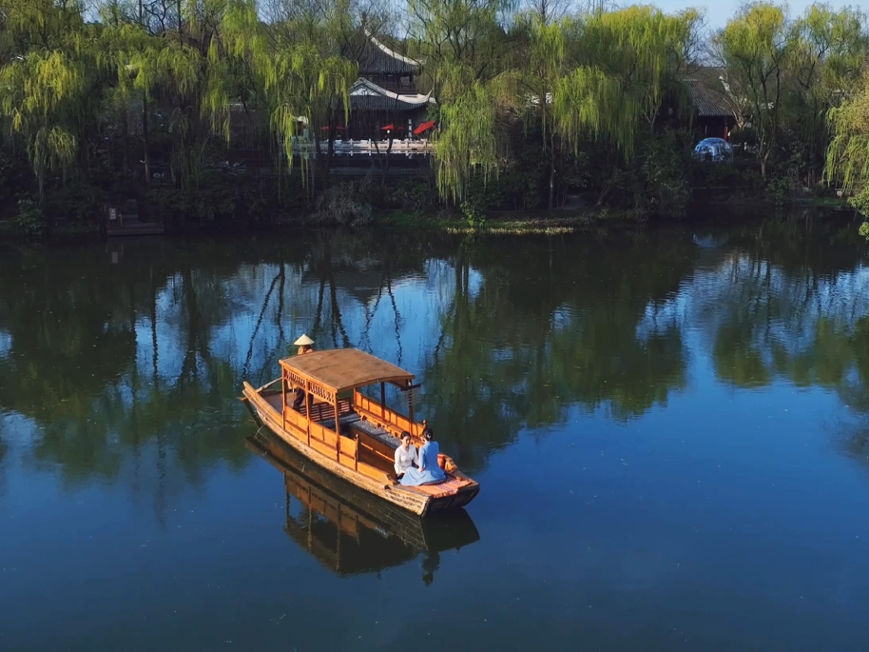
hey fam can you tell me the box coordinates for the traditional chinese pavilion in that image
[343,34,435,141]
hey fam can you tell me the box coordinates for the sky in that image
[648,0,824,32]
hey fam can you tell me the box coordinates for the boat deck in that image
[260,390,398,470]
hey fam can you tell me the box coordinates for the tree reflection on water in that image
[0,216,868,513]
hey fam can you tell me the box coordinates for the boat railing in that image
[308,420,341,459]
[281,402,361,470]
[303,399,353,423]
[339,435,358,469]
[283,404,309,432]
[354,391,418,436]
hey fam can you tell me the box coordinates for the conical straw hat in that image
[293,333,314,346]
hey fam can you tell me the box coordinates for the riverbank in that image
[0,190,859,242]
[374,197,860,236]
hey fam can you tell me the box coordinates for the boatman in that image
[292,334,314,410]
[294,333,314,355]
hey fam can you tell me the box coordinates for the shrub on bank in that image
[309,179,374,226]
[14,198,46,237]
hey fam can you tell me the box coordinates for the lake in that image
[2,216,869,650]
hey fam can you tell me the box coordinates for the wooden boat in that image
[241,348,480,516]
[246,430,479,576]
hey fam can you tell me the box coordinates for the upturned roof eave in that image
[350,77,435,107]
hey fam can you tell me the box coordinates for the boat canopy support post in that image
[403,382,421,435]
[334,393,340,461]
[281,371,288,432]
[305,383,312,446]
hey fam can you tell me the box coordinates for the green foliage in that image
[0,147,32,208]
[431,6,699,208]
[309,179,373,226]
[784,5,868,186]
[859,221,869,241]
[215,0,362,196]
[850,188,869,222]
[0,37,89,198]
[42,183,103,223]
[637,131,691,218]
[14,198,46,237]
[434,82,498,203]
[576,7,699,130]
[460,200,486,230]
[407,0,511,103]
[825,73,869,218]
[716,3,789,178]
[141,169,289,229]
[765,175,791,205]
[375,179,439,212]
[0,0,867,227]
[555,65,636,157]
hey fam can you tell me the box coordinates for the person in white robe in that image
[394,431,418,478]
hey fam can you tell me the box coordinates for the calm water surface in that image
[2,217,869,650]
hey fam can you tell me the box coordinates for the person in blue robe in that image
[399,427,446,486]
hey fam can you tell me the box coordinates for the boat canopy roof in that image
[279,348,414,393]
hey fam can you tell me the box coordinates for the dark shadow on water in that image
[246,429,479,581]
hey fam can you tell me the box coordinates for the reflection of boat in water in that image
[247,430,480,577]
[241,348,480,515]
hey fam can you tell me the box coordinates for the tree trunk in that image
[548,131,556,210]
[325,123,335,191]
[37,166,45,204]
[122,106,130,175]
[142,96,151,186]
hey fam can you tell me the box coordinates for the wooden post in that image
[407,381,415,431]
[334,395,341,437]
[380,382,385,418]
[281,371,287,431]
[334,394,340,461]
[305,382,311,446]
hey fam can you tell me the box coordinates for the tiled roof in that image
[349,78,433,111]
[683,71,732,118]
[357,32,419,75]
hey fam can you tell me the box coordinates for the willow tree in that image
[158,1,232,189]
[434,81,500,203]
[265,0,362,189]
[716,2,790,179]
[0,0,94,201]
[578,6,699,131]
[524,15,569,209]
[405,0,512,204]
[228,4,356,194]
[407,0,512,104]
[825,73,869,231]
[93,0,253,192]
[519,7,697,209]
[94,12,153,180]
[430,5,699,207]
[785,4,868,187]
